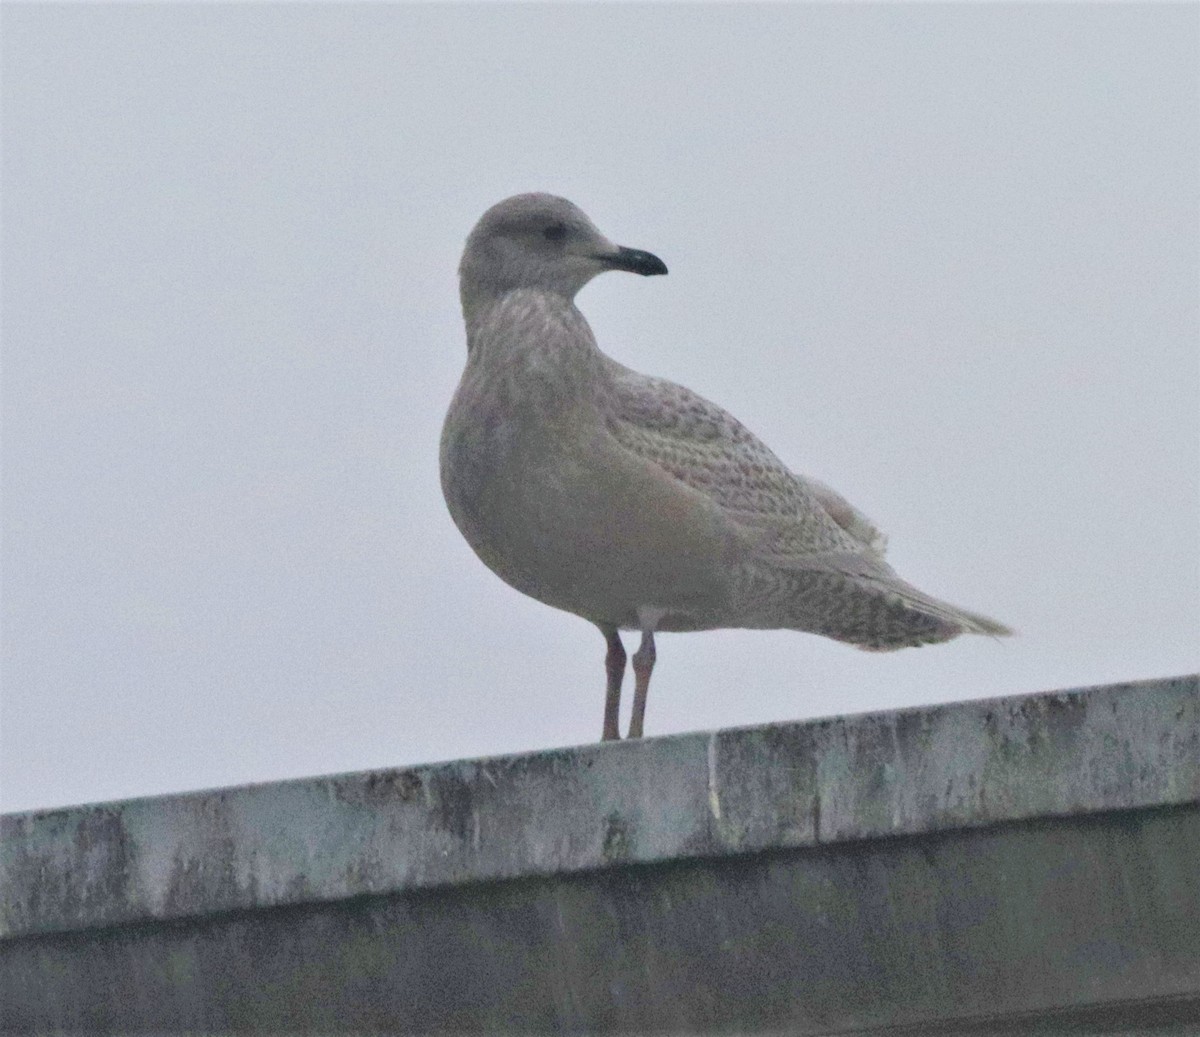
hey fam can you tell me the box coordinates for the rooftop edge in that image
[2,674,1197,939]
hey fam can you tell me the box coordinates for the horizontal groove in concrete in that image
[2,674,1197,939]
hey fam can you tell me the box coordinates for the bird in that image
[440,193,1011,742]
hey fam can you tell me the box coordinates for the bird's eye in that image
[542,223,567,243]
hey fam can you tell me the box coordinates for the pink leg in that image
[601,626,625,741]
[628,630,656,739]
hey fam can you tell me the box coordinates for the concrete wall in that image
[2,675,1198,1034]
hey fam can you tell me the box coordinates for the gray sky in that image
[3,4,1197,813]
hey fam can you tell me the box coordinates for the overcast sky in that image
[3,4,1197,813]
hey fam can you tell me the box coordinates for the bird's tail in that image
[849,578,1013,652]
[739,558,1012,651]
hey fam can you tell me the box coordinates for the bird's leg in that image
[601,626,626,741]
[628,630,656,739]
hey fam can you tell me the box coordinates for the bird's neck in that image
[460,284,581,351]
[458,288,609,419]
[459,283,499,344]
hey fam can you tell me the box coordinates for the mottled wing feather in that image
[601,365,1015,647]
[800,477,888,555]
[605,366,883,558]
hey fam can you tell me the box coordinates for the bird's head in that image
[459,193,667,310]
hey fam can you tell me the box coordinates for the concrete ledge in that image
[3,675,1197,939]
[2,675,1198,1034]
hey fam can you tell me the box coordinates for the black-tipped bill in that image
[601,245,668,277]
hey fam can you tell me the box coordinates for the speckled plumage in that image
[441,194,1010,738]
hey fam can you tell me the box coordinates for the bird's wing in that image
[800,477,888,556]
[604,365,887,559]
[603,364,1010,642]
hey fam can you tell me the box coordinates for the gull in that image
[441,193,1011,741]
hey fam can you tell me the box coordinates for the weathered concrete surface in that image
[4,675,1196,938]
[1,675,1198,1034]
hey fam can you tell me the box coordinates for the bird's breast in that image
[440,300,736,625]
[440,381,735,627]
